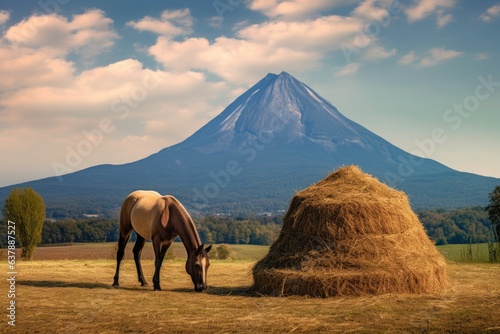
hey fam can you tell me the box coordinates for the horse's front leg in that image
[152,236,164,291]
[159,241,173,263]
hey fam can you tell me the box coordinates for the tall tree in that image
[3,188,46,260]
[486,185,500,242]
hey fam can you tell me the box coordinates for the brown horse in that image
[112,190,211,292]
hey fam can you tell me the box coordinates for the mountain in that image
[1,71,498,217]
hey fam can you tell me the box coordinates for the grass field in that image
[438,243,493,263]
[1,243,500,333]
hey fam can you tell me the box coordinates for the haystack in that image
[253,166,448,297]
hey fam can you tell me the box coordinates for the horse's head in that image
[186,244,212,292]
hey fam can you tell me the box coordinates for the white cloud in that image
[149,36,318,84]
[362,45,396,60]
[247,0,355,19]
[398,51,416,65]
[248,0,395,21]
[134,1,405,85]
[353,0,391,21]
[335,62,361,77]
[397,48,462,67]
[418,47,462,67]
[238,15,364,51]
[480,4,500,22]
[127,8,193,36]
[436,10,453,27]
[0,10,10,25]
[146,12,381,84]
[405,0,455,23]
[4,9,118,58]
[0,46,75,90]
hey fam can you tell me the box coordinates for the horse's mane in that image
[168,195,201,246]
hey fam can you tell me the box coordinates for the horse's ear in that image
[160,206,169,228]
[205,244,212,253]
[196,244,205,255]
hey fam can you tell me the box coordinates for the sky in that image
[0,0,499,187]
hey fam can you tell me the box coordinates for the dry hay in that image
[253,165,449,297]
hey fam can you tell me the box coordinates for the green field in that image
[1,243,499,333]
[437,243,494,263]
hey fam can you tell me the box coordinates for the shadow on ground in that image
[18,280,147,291]
[18,280,259,296]
[171,285,259,297]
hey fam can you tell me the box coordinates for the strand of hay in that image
[253,165,449,297]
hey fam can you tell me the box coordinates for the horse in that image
[112,190,212,292]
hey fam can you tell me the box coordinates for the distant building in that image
[83,214,99,218]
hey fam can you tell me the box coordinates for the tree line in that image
[0,215,282,247]
[196,215,281,245]
[418,206,494,245]
[1,186,500,252]
[0,205,496,248]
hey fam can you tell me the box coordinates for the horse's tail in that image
[119,192,138,235]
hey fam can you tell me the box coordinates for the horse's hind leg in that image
[113,229,131,287]
[133,234,148,286]
[114,193,137,287]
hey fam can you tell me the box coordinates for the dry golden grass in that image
[1,257,499,333]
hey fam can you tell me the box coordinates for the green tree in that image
[486,186,500,242]
[215,244,232,260]
[3,188,46,259]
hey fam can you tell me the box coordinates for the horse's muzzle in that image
[195,284,207,292]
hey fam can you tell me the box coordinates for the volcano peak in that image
[182,71,368,153]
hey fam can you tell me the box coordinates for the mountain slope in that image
[0,72,497,216]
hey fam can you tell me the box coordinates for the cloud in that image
[248,0,396,22]
[418,47,462,67]
[0,10,10,25]
[405,0,455,23]
[335,62,361,77]
[480,4,500,22]
[398,51,416,65]
[0,45,75,90]
[127,8,193,36]
[148,36,318,84]
[137,2,403,84]
[247,0,354,19]
[397,48,462,67]
[146,12,377,84]
[4,9,118,58]
[238,15,364,51]
[362,45,396,60]
[436,10,453,27]
[353,0,391,21]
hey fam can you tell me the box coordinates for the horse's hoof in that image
[141,282,149,287]
[153,287,161,291]
[112,283,119,288]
